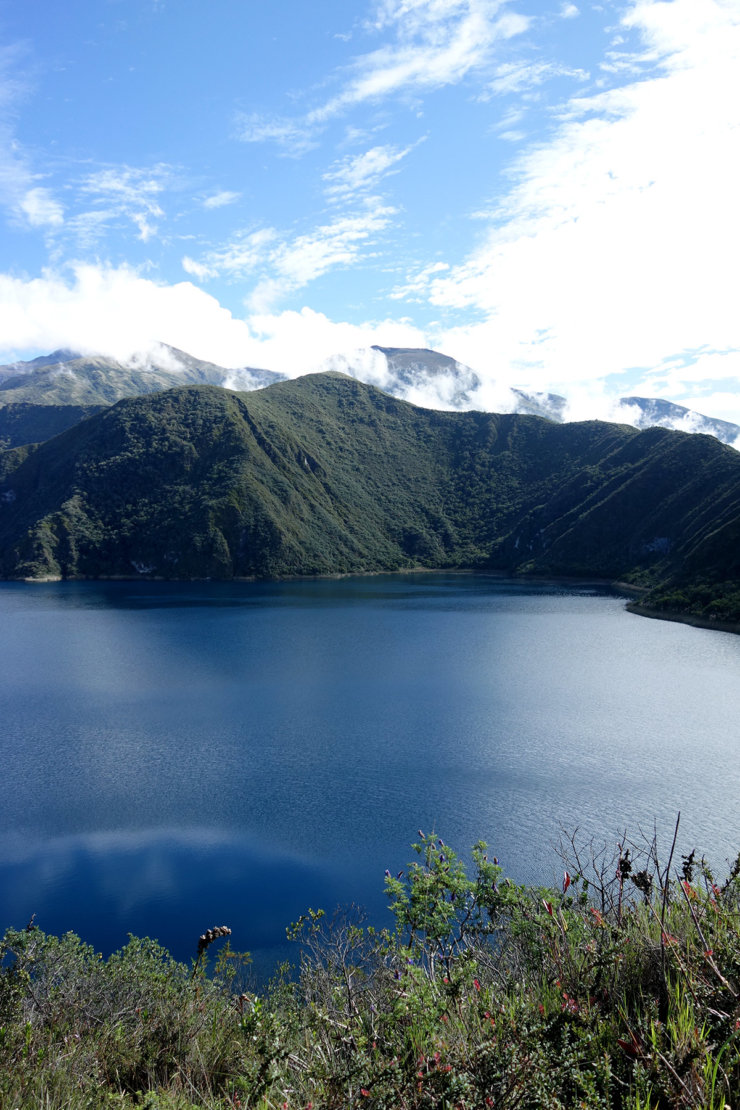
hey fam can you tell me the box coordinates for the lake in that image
[1,574,738,979]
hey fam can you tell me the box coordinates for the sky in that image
[1,0,739,422]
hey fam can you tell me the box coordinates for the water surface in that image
[1,575,738,975]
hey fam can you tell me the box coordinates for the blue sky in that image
[1,0,739,422]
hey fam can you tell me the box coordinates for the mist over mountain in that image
[0,345,282,405]
[0,373,738,623]
[2,344,735,451]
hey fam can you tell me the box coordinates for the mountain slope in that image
[0,345,281,409]
[0,374,737,622]
[0,403,107,450]
[2,346,738,452]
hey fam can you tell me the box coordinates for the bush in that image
[2,827,739,1108]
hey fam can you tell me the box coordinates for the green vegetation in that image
[2,829,739,1108]
[0,403,107,450]
[0,374,738,621]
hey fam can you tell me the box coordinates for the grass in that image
[1,825,738,1108]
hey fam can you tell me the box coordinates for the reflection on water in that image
[1,574,738,978]
[0,827,348,976]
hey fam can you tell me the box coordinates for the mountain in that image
[0,403,107,450]
[0,345,283,408]
[365,348,738,442]
[617,396,740,445]
[1,345,737,450]
[1,374,738,621]
[368,346,568,420]
[0,348,83,381]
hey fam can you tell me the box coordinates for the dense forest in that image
[0,373,738,622]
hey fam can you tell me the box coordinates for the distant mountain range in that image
[1,371,738,623]
[1,344,738,450]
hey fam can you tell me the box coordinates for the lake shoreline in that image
[626,600,740,636]
[13,567,739,636]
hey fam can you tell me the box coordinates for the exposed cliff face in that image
[0,373,737,622]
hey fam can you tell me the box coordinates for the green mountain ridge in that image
[0,373,738,621]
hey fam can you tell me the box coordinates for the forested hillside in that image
[0,373,738,621]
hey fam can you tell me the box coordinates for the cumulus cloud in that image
[401,0,740,407]
[0,265,257,367]
[0,263,428,377]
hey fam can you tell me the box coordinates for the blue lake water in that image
[1,574,738,979]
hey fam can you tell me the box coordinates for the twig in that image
[661,813,681,980]
[675,871,738,999]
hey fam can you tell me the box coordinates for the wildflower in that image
[543,899,553,916]
[360,1089,370,1098]
[563,871,571,894]
[474,978,481,992]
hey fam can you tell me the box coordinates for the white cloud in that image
[242,1,531,147]
[314,0,529,122]
[182,227,278,282]
[323,142,417,201]
[235,113,319,155]
[18,186,64,227]
[486,59,587,96]
[560,3,579,19]
[202,190,241,209]
[77,165,169,242]
[0,47,65,232]
[0,264,427,377]
[399,0,740,400]
[0,265,256,367]
[390,260,450,300]
[247,205,397,311]
[183,206,397,311]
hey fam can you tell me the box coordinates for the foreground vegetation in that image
[2,826,739,1109]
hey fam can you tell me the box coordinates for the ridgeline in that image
[0,373,738,622]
